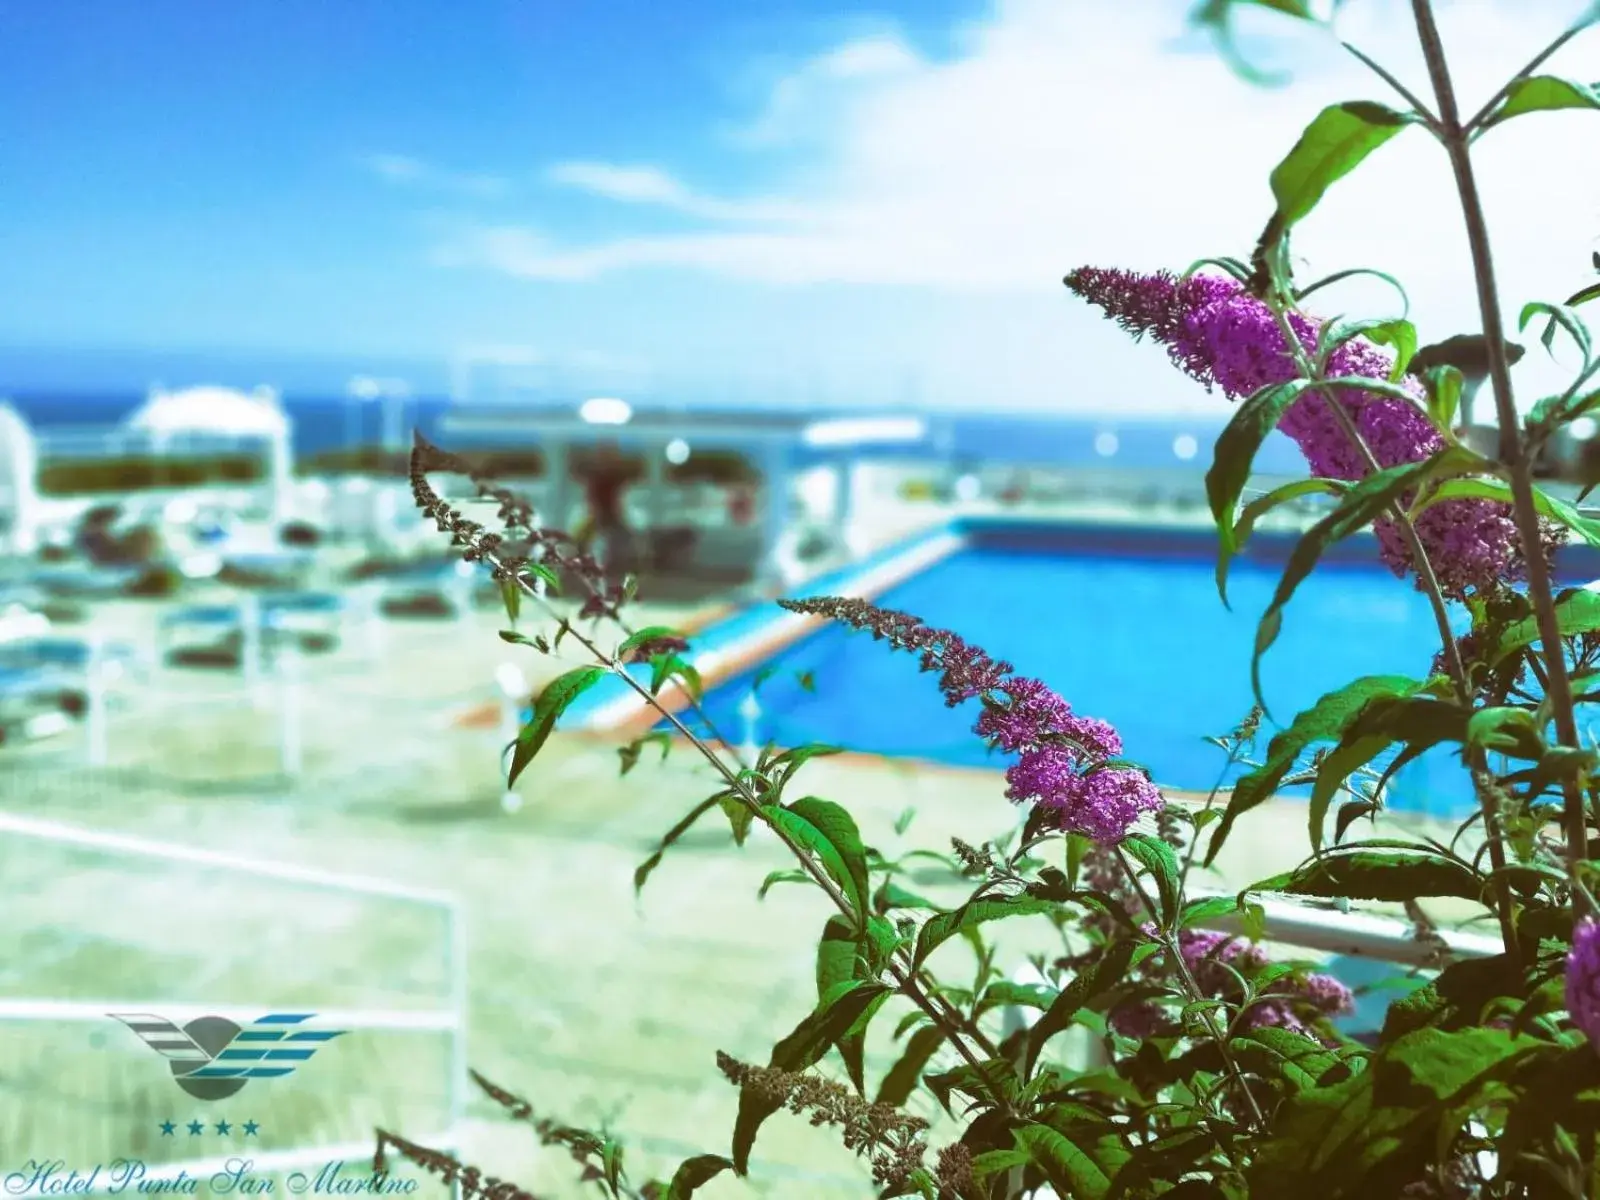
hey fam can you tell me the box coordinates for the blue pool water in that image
[673,526,1599,818]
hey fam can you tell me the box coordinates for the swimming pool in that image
[644,519,1600,818]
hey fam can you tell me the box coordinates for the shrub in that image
[381,5,1600,1197]
[38,455,263,495]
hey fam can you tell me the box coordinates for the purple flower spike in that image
[778,596,1158,844]
[1568,918,1600,1052]
[1064,265,1564,598]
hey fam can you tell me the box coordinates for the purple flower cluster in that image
[1108,927,1354,1040]
[777,597,1161,843]
[1567,918,1600,1053]
[1063,266,1564,599]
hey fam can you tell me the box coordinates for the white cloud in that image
[362,153,511,199]
[438,0,1600,411]
[546,163,689,206]
[545,161,811,222]
[730,33,924,147]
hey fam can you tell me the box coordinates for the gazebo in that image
[437,398,930,589]
[125,384,295,524]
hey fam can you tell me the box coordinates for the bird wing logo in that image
[110,1013,347,1100]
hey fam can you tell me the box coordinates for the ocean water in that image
[1,391,1310,475]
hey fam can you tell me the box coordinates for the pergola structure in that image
[437,400,930,588]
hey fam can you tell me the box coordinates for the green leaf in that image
[875,1024,948,1107]
[776,797,871,920]
[664,1154,734,1199]
[1206,378,1312,594]
[1246,1027,1547,1196]
[1233,1025,1342,1091]
[812,915,902,1094]
[1205,675,1424,866]
[1065,831,1090,889]
[1269,101,1420,229]
[1365,318,1419,381]
[1251,449,1478,710]
[618,624,684,660]
[617,731,673,777]
[1528,385,1600,430]
[1480,75,1600,131]
[873,879,940,912]
[912,895,1059,970]
[1381,954,1522,1041]
[507,665,606,786]
[499,576,521,625]
[1317,317,1418,381]
[1569,279,1600,309]
[1297,266,1411,315]
[1025,940,1147,1074]
[1179,895,1244,928]
[1012,1119,1127,1199]
[1249,850,1485,903]
[718,793,756,846]
[730,980,891,1174]
[1416,475,1600,546]
[968,1149,1032,1182]
[1219,477,1350,606]
[633,796,722,897]
[768,743,844,794]
[1465,705,1545,759]
[649,653,703,701]
[1421,365,1463,432]
[1519,299,1594,367]
[977,982,1057,1026]
[1307,695,1469,851]
[757,868,812,899]
[1121,833,1181,928]
[1492,587,1600,661]
[816,914,884,1095]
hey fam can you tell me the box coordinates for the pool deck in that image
[0,498,1498,1199]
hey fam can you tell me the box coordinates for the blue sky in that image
[0,0,1594,410]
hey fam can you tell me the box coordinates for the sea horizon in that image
[0,387,1310,474]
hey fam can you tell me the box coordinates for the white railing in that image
[61,591,384,776]
[1188,891,1502,966]
[996,894,1499,1199]
[0,811,468,1194]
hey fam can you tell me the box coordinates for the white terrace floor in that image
[0,513,1479,1198]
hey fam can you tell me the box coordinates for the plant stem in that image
[1115,849,1267,1133]
[1462,15,1597,134]
[618,659,1007,1054]
[1267,306,1522,953]
[446,519,1017,1108]
[1339,42,1440,132]
[1409,0,1591,909]
[1178,745,1242,895]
